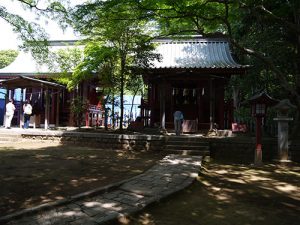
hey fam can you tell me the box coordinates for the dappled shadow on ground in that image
[120,161,300,225]
[0,142,167,216]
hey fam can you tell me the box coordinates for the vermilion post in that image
[255,116,263,165]
[85,111,89,127]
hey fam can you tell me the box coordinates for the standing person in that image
[23,100,32,129]
[174,110,184,136]
[5,99,15,129]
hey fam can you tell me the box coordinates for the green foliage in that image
[70,0,158,129]
[230,0,300,100]
[73,42,119,88]
[126,74,144,96]
[70,96,88,128]
[46,46,83,89]
[0,0,69,56]
[132,0,228,35]
[0,50,18,68]
[126,0,300,132]
[234,107,252,123]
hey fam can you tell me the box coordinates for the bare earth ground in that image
[1,141,299,225]
[0,141,167,216]
[120,161,300,225]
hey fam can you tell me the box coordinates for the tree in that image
[0,0,69,57]
[70,96,88,128]
[0,50,18,68]
[122,0,300,135]
[126,73,144,123]
[70,0,158,130]
[74,41,120,130]
[46,46,83,89]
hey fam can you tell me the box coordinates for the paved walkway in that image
[1,155,202,225]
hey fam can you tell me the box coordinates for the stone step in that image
[0,133,22,143]
[164,144,209,151]
[165,139,209,144]
[217,129,235,137]
[164,149,210,156]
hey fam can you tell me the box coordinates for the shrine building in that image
[141,36,248,132]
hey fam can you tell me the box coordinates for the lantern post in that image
[248,92,278,165]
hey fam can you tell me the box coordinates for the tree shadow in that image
[0,143,167,217]
[120,161,300,225]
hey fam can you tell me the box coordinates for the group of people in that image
[5,98,184,133]
[4,99,32,129]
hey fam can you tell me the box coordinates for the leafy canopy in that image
[0,50,18,69]
[69,0,158,129]
[0,0,70,57]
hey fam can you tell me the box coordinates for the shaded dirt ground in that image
[120,161,300,225]
[0,141,167,217]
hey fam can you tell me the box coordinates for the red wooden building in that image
[141,36,248,132]
[0,40,102,128]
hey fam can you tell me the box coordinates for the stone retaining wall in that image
[21,132,166,151]
[208,137,276,163]
[21,132,300,163]
[208,137,300,163]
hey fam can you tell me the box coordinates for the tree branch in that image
[230,38,300,105]
[256,5,300,34]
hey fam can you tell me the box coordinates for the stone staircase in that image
[163,136,210,157]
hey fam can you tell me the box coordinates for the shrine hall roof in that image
[150,37,248,69]
[0,75,65,89]
[0,40,81,78]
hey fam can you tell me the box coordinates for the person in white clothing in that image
[23,100,32,129]
[5,99,16,129]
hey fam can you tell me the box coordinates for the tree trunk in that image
[112,94,115,129]
[129,89,138,123]
[119,56,126,131]
[291,104,300,138]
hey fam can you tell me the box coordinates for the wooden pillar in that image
[197,84,202,129]
[255,116,263,165]
[3,89,8,127]
[51,89,55,125]
[218,81,225,129]
[83,81,89,127]
[56,91,60,127]
[85,110,89,127]
[159,81,166,129]
[209,78,215,130]
[19,88,24,128]
[44,88,49,130]
[150,83,155,127]
[171,86,174,129]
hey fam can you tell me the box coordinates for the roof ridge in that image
[153,38,229,44]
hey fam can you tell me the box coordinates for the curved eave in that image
[0,72,68,79]
[143,66,248,75]
[0,75,65,90]
[149,39,248,70]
